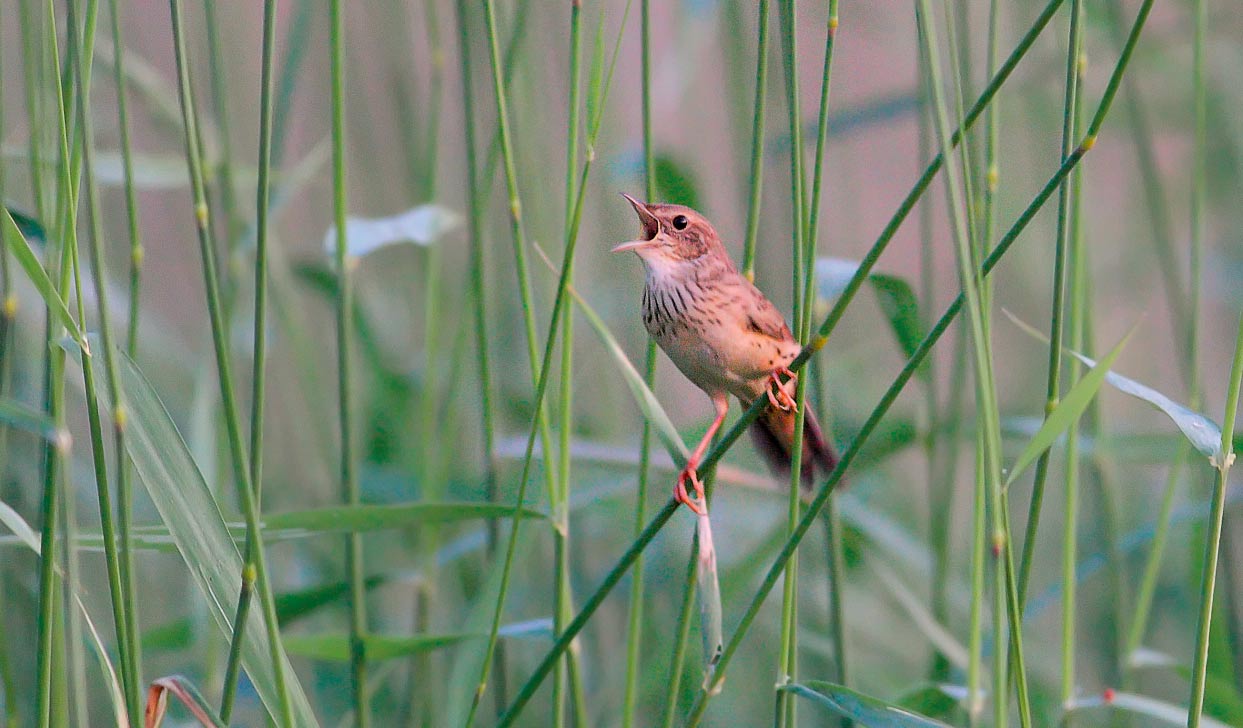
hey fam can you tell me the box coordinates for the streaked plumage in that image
[614,195,837,512]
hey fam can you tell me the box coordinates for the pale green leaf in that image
[75,345,319,727]
[3,207,83,346]
[1005,327,1134,486]
[568,285,689,466]
[1006,311,1224,464]
[780,681,954,727]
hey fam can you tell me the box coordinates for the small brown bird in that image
[613,194,838,514]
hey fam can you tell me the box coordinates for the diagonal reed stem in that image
[496,1,1160,719]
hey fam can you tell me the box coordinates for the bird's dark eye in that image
[672,215,689,230]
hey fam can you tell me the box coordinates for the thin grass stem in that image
[165,0,294,722]
[1187,310,1243,726]
[218,0,279,720]
[775,1,806,723]
[497,5,1081,718]
[452,0,508,715]
[326,0,369,723]
[467,4,634,724]
[623,2,660,722]
[740,0,772,280]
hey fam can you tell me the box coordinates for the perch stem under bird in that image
[612,193,838,514]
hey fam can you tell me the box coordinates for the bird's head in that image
[612,194,726,271]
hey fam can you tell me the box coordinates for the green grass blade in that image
[146,675,228,728]
[261,503,546,533]
[779,681,953,727]
[1007,312,1223,462]
[1004,327,1134,487]
[75,346,318,726]
[2,208,81,345]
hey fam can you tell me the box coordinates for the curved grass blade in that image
[76,346,318,726]
[0,398,62,443]
[694,512,723,694]
[1004,326,1134,487]
[143,675,226,728]
[779,681,953,727]
[557,259,688,466]
[286,620,552,663]
[0,497,129,727]
[1006,311,1223,463]
[262,502,545,535]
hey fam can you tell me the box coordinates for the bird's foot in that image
[766,366,798,412]
[675,463,707,515]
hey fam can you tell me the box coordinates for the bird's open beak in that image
[612,193,660,253]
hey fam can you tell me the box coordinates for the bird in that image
[612,193,838,514]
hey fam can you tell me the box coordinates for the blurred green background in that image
[1,0,1242,725]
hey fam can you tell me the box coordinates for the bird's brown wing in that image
[741,283,796,344]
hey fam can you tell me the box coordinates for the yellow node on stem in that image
[1081,135,1097,151]
[2,293,17,319]
[131,245,145,267]
[195,202,210,228]
[113,405,128,431]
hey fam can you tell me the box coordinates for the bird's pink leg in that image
[766,365,798,411]
[675,396,729,513]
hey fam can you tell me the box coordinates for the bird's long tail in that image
[748,399,839,492]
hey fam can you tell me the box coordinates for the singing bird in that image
[612,194,838,514]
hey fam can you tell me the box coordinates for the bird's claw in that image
[766,366,798,412]
[675,464,707,515]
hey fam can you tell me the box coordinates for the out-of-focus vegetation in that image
[1,0,1242,726]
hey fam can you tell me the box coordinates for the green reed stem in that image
[467,3,633,724]
[775,1,805,722]
[552,4,584,726]
[687,8,1152,705]
[36,1,82,722]
[326,1,369,724]
[1187,311,1243,727]
[497,6,1076,720]
[166,0,294,723]
[103,4,145,708]
[623,2,658,723]
[64,0,146,717]
[218,0,278,720]
[1017,0,1084,610]
[659,488,713,728]
[918,3,1030,724]
[1053,0,1085,705]
[18,0,48,223]
[202,0,240,262]
[1123,0,1208,670]
[739,0,772,280]
[104,0,142,356]
[452,0,508,715]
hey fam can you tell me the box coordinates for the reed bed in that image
[0,1,1241,726]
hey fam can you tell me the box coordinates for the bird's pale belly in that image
[650,316,793,400]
